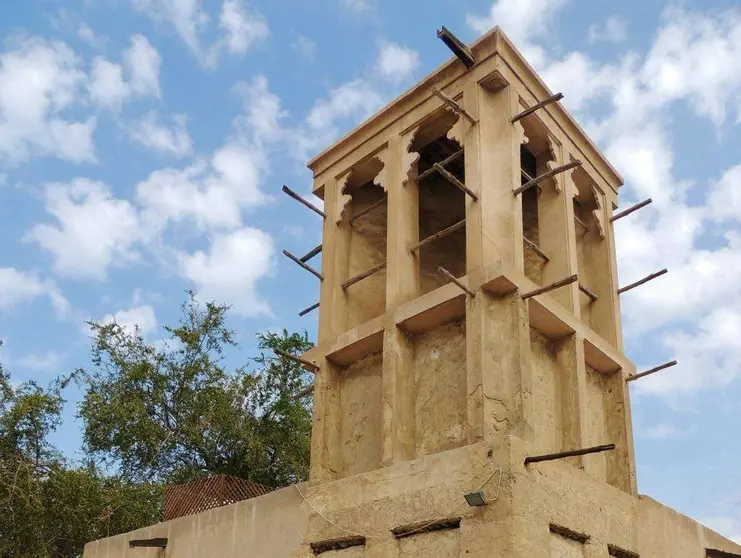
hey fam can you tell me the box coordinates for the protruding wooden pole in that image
[522,274,578,300]
[283,250,323,280]
[294,384,314,399]
[417,149,464,181]
[511,92,564,123]
[299,302,319,317]
[349,196,387,224]
[627,360,677,382]
[342,260,387,290]
[282,185,325,218]
[436,26,475,68]
[433,163,478,200]
[579,283,599,302]
[432,87,477,124]
[523,237,550,262]
[274,348,319,373]
[618,269,668,295]
[437,266,475,297]
[410,219,466,253]
[300,244,322,262]
[525,444,615,465]
[611,198,653,223]
[514,160,583,196]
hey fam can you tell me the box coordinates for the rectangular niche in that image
[518,115,570,309]
[411,317,467,457]
[529,328,566,456]
[583,363,608,482]
[572,167,617,344]
[410,111,467,296]
[549,529,586,558]
[342,156,388,330]
[339,350,383,478]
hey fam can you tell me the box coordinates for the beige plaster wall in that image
[346,184,387,329]
[82,484,307,558]
[529,328,564,455]
[339,351,383,477]
[412,318,467,457]
[399,529,460,557]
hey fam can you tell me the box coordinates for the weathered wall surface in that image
[412,318,467,457]
[339,351,383,477]
[529,328,564,455]
[82,484,307,558]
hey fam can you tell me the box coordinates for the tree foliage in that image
[0,353,160,557]
[79,293,314,486]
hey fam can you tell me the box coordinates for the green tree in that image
[79,293,314,487]
[0,350,160,557]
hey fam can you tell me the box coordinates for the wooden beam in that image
[437,266,475,297]
[433,163,478,200]
[432,87,477,124]
[282,185,325,218]
[627,360,677,382]
[521,274,578,300]
[610,198,653,223]
[513,160,583,196]
[129,538,168,548]
[274,348,319,373]
[299,244,322,262]
[511,93,564,123]
[436,26,475,68]
[417,149,464,182]
[283,250,323,280]
[342,260,387,290]
[618,269,668,295]
[349,196,387,224]
[294,384,314,399]
[525,444,615,465]
[410,219,466,253]
[578,283,599,302]
[574,214,589,231]
[298,302,319,317]
[523,237,550,262]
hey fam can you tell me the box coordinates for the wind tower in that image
[83,26,741,558]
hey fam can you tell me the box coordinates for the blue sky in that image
[2,0,741,542]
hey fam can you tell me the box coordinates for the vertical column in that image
[562,160,582,316]
[605,190,625,353]
[468,79,532,444]
[382,133,419,465]
[604,370,638,494]
[556,334,590,471]
[538,140,577,311]
[310,176,346,482]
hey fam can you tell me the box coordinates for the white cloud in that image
[88,35,161,111]
[89,57,128,111]
[27,179,142,280]
[376,41,419,83]
[0,268,70,318]
[291,34,316,62]
[128,111,193,157]
[78,23,108,50]
[123,34,161,98]
[291,79,383,161]
[17,351,64,373]
[340,0,372,12]
[643,422,682,439]
[219,0,268,55]
[589,16,627,43]
[0,36,95,164]
[129,0,267,69]
[466,0,568,68]
[102,304,157,336]
[136,76,279,231]
[178,228,273,316]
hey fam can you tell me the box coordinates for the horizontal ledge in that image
[326,316,385,367]
[396,282,467,335]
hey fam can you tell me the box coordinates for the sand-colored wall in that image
[412,318,467,457]
[340,351,383,477]
[529,328,564,455]
[82,484,308,558]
